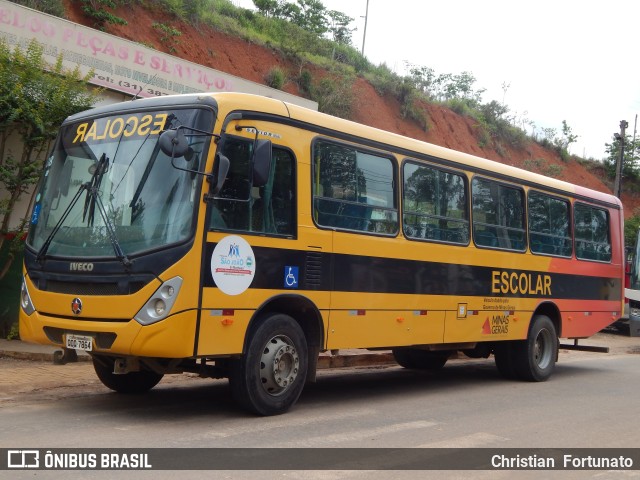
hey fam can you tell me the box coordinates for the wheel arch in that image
[244,294,324,351]
[531,301,561,337]
[243,294,324,383]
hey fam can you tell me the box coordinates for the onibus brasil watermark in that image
[3,448,639,471]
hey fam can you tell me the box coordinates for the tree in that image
[254,0,330,35]
[253,0,279,16]
[326,10,354,45]
[0,39,98,279]
[603,134,640,182]
[549,120,578,160]
[289,0,327,36]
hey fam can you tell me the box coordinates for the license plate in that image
[65,334,93,351]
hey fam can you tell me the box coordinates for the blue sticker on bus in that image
[31,203,41,225]
[284,266,299,289]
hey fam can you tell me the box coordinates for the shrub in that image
[298,69,312,94]
[10,0,65,17]
[400,95,429,132]
[152,22,182,53]
[523,158,545,172]
[7,323,19,341]
[544,164,563,178]
[265,67,286,90]
[311,75,354,119]
[79,0,127,30]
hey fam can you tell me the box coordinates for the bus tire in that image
[392,348,450,370]
[512,315,558,382]
[92,356,163,393]
[230,313,308,416]
[493,341,518,379]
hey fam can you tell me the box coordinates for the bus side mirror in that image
[252,139,272,187]
[210,153,230,195]
[159,128,191,158]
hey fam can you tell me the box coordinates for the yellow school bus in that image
[20,92,624,415]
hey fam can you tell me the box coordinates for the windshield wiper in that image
[82,153,132,268]
[83,152,109,226]
[85,182,132,269]
[36,182,87,265]
[36,153,132,269]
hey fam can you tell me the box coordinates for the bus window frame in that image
[311,136,399,237]
[527,189,573,259]
[208,133,298,239]
[400,157,470,246]
[471,175,527,253]
[573,201,612,263]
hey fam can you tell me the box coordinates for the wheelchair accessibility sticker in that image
[284,266,299,289]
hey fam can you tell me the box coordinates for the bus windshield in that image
[28,107,214,259]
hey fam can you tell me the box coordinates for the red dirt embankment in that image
[63,1,640,216]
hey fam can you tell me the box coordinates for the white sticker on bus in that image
[211,235,256,295]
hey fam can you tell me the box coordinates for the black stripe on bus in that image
[227,110,620,210]
[203,243,621,302]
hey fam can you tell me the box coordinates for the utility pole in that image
[632,114,638,168]
[361,0,369,56]
[614,119,629,198]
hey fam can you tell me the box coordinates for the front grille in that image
[38,280,146,296]
[40,312,131,323]
[44,327,117,349]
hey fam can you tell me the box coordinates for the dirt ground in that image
[1,330,638,408]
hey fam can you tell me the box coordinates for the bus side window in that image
[402,161,469,244]
[528,191,571,257]
[254,148,295,236]
[574,203,611,262]
[313,140,398,235]
[209,141,295,236]
[472,177,526,251]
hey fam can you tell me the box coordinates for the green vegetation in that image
[626,212,640,248]
[0,38,98,281]
[0,37,98,337]
[152,22,182,53]
[603,134,640,183]
[9,0,65,16]
[265,66,286,89]
[78,0,128,30]
[18,0,581,157]
[17,0,624,199]
[536,120,578,162]
[6,322,19,340]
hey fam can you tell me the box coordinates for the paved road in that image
[1,332,640,479]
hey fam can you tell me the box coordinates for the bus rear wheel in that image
[493,341,518,379]
[512,315,558,382]
[92,355,163,393]
[392,348,450,370]
[230,313,308,416]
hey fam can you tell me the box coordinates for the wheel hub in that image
[534,328,553,369]
[260,335,299,396]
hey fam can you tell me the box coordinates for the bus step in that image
[559,342,609,353]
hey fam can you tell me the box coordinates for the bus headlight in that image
[20,277,35,315]
[135,276,183,325]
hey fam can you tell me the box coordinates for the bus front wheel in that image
[92,355,163,393]
[230,313,308,416]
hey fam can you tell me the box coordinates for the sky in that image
[233,0,640,160]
